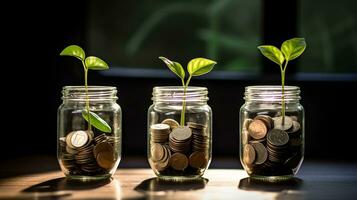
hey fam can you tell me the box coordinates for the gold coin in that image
[243,144,256,165]
[170,152,188,171]
[248,119,267,139]
[189,151,207,169]
[162,118,180,130]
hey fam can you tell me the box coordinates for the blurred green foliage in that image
[88,0,261,72]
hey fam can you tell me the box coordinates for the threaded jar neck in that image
[152,86,208,103]
[62,86,118,102]
[244,85,301,103]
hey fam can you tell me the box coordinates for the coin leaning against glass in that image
[248,119,267,139]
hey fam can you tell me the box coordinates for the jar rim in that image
[245,85,300,90]
[63,86,117,91]
[152,86,208,102]
[244,85,301,102]
[62,86,118,101]
[153,86,207,92]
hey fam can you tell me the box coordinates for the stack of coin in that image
[150,124,171,144]
[188,122,209,153]
[151,143,171,171]
[266,129,289,163]
[169,126,192,153]
[149,119,210,174]
[59,130,118,175]
[242,114,303,176]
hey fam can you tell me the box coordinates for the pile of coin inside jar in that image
[59,130,119,176]
[149,119,209,176]
[241,114,303,176]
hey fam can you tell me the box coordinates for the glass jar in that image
[147,86,212,180]
[239,86,304,181]
[57,86,122,181]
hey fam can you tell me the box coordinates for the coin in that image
[273,116,293,131]
[243,119,253,130]
[170,153,188,171]
[151,123,171,143]
[151,143,165,162]
[96,150,115,169]
[189,151,207,169]
[254,115,273,130]
[162,118,180,130]
[187,122,207,129]
[154,145,171,171]
[287,121,301,134]
[171,126,192,141]
[70,130,89,148]
[251,142,267,165]
[241,129,250,145]
[151,123,171,133]
[94,142,113,157]
[243,144,256,165]
[66,146,78,155]
[267,129,289,146]
[66,131,76,149]
[94,133,108,144]
[248,119,267,139]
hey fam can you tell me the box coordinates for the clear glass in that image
[239,86,304,182]
[57,86,122,181]
[147,86,212,181]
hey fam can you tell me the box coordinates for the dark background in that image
[2,0,357,165]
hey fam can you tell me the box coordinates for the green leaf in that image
[187,58,217,76]
[257,45,285,66]
[85,56,109,70]
[159,57,185,79]
[82,110,112,133]
[281,38,306,61]
[60,45,85,61]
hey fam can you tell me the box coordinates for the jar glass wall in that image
[239,86,304,182]
[147,86,212,181]
[57,86,122,181]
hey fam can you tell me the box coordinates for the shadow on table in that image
[22,177,111,193]
[238,177,303,192]
[135,177,208,192]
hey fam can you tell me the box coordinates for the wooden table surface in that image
[0,160,357,200]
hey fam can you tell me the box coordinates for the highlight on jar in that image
[147,57,216,180]
[57,45,122,181]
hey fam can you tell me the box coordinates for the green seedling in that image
[258,38,306,124]
[159,57,217,126]
[60,45,112,133]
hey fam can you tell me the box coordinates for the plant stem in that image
[180,76,192,126]
[83,61,91,131]
[281,60,288,125]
